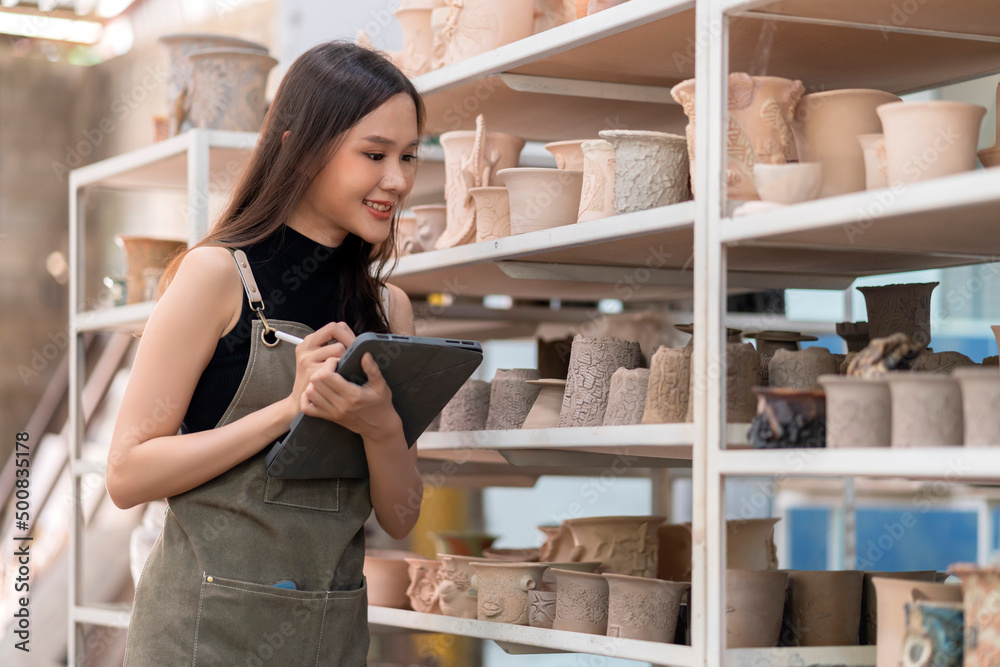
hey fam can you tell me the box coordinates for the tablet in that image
[265,332,483,479]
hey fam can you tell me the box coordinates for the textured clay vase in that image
[752,162,823,204]
[187,48,278,133]
[948,564,1000,667]
[886,372,963,447]
[604,574,689,642]
[437,123,525,249]
[877,101,986,187]
[577,139,616,223]
[469,186,511,242]
[521,380,566,429]
[671,74,805,200]
[727,569,789,648]
[901,601,964,667]
[365,549,420,609]
[768,347,840,390]
[792,89,901,196]
[432,532,497,557]
[115,235,187,304]
[598,130,689,213]
[858,282,939,348]
[405,557,443,614]
[860,571,937,646]
[412,204,448,251]
[643,346,692,424]
[485,368,542,430]
[527,589,557,628]
[563,515,664,577]
[396,5,435,77]
[818,375,891,448]
[437,554,487,619]
[552,569,610,634]
[602,367,650,426]
[544,139,586,171]
[857,134,888,190]
[872,577,963,667]
[442,0,535,63]
[497,168,583,235]
[439,378,491,431]
[471,561,548,624]
[953,368,1000,446]
[559,335,642,428]
[782,570,864,647]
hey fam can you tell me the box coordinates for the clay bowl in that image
[978,145,1000,168]
[753,162,823,204]
[544,139,587,171]
[497,168,584,235]
[483,547,542,562]
[364,548,420,609]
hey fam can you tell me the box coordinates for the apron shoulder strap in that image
[229,248,274,337]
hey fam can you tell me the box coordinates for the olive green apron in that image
[124,250,372,666]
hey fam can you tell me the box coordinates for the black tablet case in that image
[265,333,483,479]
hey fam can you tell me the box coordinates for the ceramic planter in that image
[860,571,938,645]
[558,334,642,428]
[656,518,779,583]
[538,524,575,563]
[471,561,549,624]
[431,531,497,557]
[483,547,542,562]
[901,601,964,667]
[544,139,586,171]
[497,167,583,235]
[469,187,511,242]
[541,561,602,591]
[563,515,664,577]
[115,235,187,304]
[727,569,789,648]
[858,282,939,347]
[485,368,541,430]
[837,321,872,353]
[437,554,488,618]
[527,589,557,628]
[781,570,864,647]
[364,549,420,609]
[552,569,610,634]
[792,89,901,196]
[857,133,888,190]
[948,564,1000,666]
[768,347,840,390]
[577,139,616,223]
[671,74,805,200]
[396,5,435,77]
[521,379,566,429]
[187,48,278,133]
[442,0,535,63]
[643,346,691,424]
[411,204,448,251]
[404,557,443,614]
[753,162,823,204]
[872,577,962,667]
[602,367,650,426]
[954,368,1000,446]
[437,124,525,249]
[598,130,689,213]
[604,574,689,642]
[886,372,963,447]
[439,378,491,431]
[656,523,694,582]
[818,375,891,448]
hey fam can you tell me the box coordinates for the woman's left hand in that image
[301,351,402,441]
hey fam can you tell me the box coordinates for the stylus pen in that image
[274,330,304,346]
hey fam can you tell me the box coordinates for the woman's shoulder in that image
[383,283,414,335]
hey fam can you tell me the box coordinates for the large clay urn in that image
[953,368,1000,446]
[781,570,864,647]
[792,89,901,197]
[858,282,938,347]
[604,574,689,642]
[187,48,278,133]
[872,577,962,667]
[670,74,805,200]
[577,139,616,223]
[497,168,583,235]
[563,515,664,577]
[727,569,789,648]
[885,372,963,447]
[877,100,986,187]
[411,204,448,251]
[470,562,548,624]
[364,549,420,609]
[396,3,435,77]
[559,334,642,427]
[599,130,689,213]
[552,569,609,634]
[948,564,1000,667]
[818,375,891,448]
[441,0,535,64]
[404,557,443,614]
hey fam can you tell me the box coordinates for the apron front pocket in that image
[263,477,341,512]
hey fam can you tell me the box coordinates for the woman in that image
[108,42,424,665]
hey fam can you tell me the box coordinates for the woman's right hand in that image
[284,321,356,422]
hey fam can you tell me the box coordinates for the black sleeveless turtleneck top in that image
[182,226,345,434]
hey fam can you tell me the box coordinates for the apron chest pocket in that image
[263,477,341,512]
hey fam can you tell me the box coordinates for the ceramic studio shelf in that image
[725,646,876,667]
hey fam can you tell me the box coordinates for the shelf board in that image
[368,606,695,666]
[72,603,131,629]
[726,645,876,667]
[73,301,154,333]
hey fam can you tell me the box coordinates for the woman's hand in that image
[284,321,355,422]
[301,351,402,442]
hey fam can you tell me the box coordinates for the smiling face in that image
[288,92,420,247]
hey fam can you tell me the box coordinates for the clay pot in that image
[602,367,650,426]
[768,347,839,390]
[541,561,602,591]
[431,532,497,557]
[437,126,525,249]
[911,350,976,375]
[707,342,760,423]
[603,574,689,642]
[753,162,823,204]
[860,571,938,645]
[527,589,557,628]
[727,569,789,648]
[877,101,986,187]
[588,0,629,14]
[671,74,804,200]
[954,368,1000,446]
[430,6,452,69]
[521,380,566,429]
[872,577,962,667]
[818,375,891,448]
[559,335,642,428]
[544,139,586,171]
[471,561,548,624]
[781,570,864,646]
[886,372,963,447]
[901,601,964,667]
[563,515,664,577]
[552,569,609,634]
[483,547,542,562]
[978,145,1000,168]
[656,518,779,583]
[791,89,901,196]
[485,368,542,430]
[858,282,939,348]
[857,134,888,190]
[469,187,511,242]
[404,557,443,614]
[533,0,576,33]
[948,564,1000,666]
[442,0,536,63]
[439,378,491,431]
[411,204,448,251]
[396,5,435,77]
[396,213,418,255]
[598,130,689,213]
[643,346,691,424]
[365,549,420,609]
[837,321,872,353]
[187,48,278,133]
[115,235,187,304]
[577,139,616,223]
[497,168,583,235]
[437,554,488,618]
[656,523,694,582]
[538,524,575,563]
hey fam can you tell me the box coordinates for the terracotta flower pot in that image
[431,532,497,557]
[818,375,891,448]
[365,549,420,609]
[603,574,689,642]
[471,561,549,624]
[437,554,489,618]
[411,204,448,251]
[876,100,986,187]
[727,569,789,648]
[858,282,939,348]
[577,139,616,223]
[901,601,964,667]
[527,589,557,628]
[948,563,1000,666]
[954,367,1000,446]
[791,89,901,196]
[404,557,443,614]
[602,367,650,426]
[752,162,823,204]
[442,0,536,63]
[768,347,840,390]
[482,547,542,562]
[521,380,566,429]
[872,577,962,667]
[886,372,963,447]
[860,571,938,645]
[544,139,587,171]
[552,569,609,634]
[656,518,780,583]
[559,334,642,428]
[563,515,664,577]
[439,378,491,431]
[599,130,689,213]
[643,346,691,424]
[187,48,278,133]
[781,570,864,647]
[396,5,435,77]
[469,186,511,242]
[485,368,541,430]
[857,133,889,190]
[497,167,583,235]
[114,235,187,304]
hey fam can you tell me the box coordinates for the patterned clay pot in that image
[365,549,420,609]
[886,372,963,447]
[752,162,823,204]
[577,139,616,223]
[857,133,888,190]
[602,367,650,426]
[901,600,964,667]
[552,569,610,634]
[187,48,278,133]
[860,571,938,645]
[405,557,443,614]
[643,346,691,424]
[437,554,488,618]
[768,347,840,390]
[598,130,689,213]
[792,89,901,197]
[727,569,789,648]
[396,213,418,256]
[396,5,435,77]
[442,0,536,63]
[485,368,541,430]
[411,204,448,251]
[872,577,962,667]
[541,561,602,591]
[439,378,491,431]
[469,187,511,242]
[471,561,549,624]
[671,74,805,200]
[431,532,497,557]
[948,564,1000,667]
[497,168,583,235]
[559,335,642,428]
[538,524,575,563]
[603,574,689,642]
[877,101,987,187]
[544,139,586,171]
[563,515,664,577]
[521,380,566,429]
[953,368,1000,446]
[527,589,557,628]
[781,570,864,647]
[115,235,187,304]
[858,282,939,348]
[818,375,891,448]
[703,342,760,423]
[656,518,779,583]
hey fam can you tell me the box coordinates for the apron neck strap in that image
[230,249,273,336]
